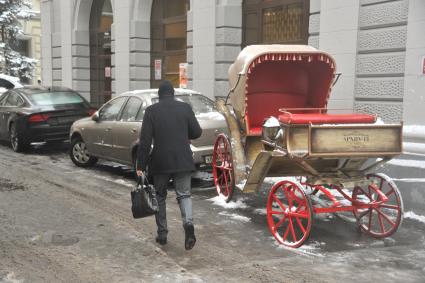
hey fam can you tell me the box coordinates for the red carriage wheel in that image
[352,173,403,238]
[267,180,313,248]
[212,134,234,202]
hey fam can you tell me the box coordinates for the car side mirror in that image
[92,112,99,122]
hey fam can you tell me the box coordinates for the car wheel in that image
[9,123,29,152]
[70,137,98,167]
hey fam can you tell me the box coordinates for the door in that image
[86,96,127,157]
[111,96,146,163]
[0,92,11,138]
[0,92,24,139]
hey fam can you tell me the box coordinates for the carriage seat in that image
[278,112,377,125]
[246,92,308,136]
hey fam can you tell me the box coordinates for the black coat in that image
[137,96,202,175]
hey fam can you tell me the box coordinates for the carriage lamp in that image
[262,116,284,142]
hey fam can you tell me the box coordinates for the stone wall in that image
[354,0,409,123]
[308,0,320,48]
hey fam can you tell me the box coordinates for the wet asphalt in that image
[0,141,424,282]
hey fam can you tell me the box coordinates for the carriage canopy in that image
[228,45,337,136]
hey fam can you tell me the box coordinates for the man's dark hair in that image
[158,80,175,97]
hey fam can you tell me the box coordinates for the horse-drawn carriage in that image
[212,45,403,248]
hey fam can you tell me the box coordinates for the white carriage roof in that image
[230,44,333,75]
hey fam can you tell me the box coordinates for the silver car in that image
[69,89,227,170]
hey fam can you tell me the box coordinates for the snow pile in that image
[1,272,23,283]
[195,112,225,121]
[218,211,251,223]
[387,159,425,170]
[299,241,326,251]
[253,208,267,215]
[272,238,325,257]
[403,125,425,137]
[235,179,247,190]
[207,196,248,209]
[404,211,425,224]
[113,179,134,188]
[393,178,425,183]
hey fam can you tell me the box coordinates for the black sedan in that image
[0,86,96,152]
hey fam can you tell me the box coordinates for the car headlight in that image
[262,116,283,141]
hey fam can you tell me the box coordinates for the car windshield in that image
[152,94,215,115]
[26,91,84,106]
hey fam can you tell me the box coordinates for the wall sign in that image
[179,63,188,88]
[105,67,111,78]
[154,59,162,80]
[422,56,425,75]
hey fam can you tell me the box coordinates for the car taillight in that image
[88,108,97,116]
[28,113,50,123]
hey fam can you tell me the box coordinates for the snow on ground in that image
[404,211,425,224]
[218,211,251,223]
[393,178,425,183]
[253,208,267,215]
[1,272,23,283]
[102,177,134,188]
[207,196,249,209]
[387,159,425,169]
[403,125,425,136]
[113,179,134,188]
[235,179,247,190]
[272,238,325,257]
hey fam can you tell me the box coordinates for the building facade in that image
[19,0,42,83]
[40,0,425,150]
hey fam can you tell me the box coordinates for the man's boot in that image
[155,234,167,245]
[184,223,196,250]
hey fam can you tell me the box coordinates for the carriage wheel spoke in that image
[375,207,396,227]
[380,204,399,210]
[357,187,372,202]
[223,171,229,196]
[295,216,306,234]
[283,187,293,208]
[295,203,305,213]
[379,178,384,190]
[282,221,291,242]
[385,189,395,198]
[367,209,373,231]
[289,218,297,243]
[270,210,285,215]
[289,190,304,205]
[273,216,287,232]
[358,208,371,220]
[375,208,386,234]
[291,212,309,219]
[272,194,286,211]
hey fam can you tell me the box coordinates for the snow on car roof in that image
[0,73,21,83]
[121,88,202,97]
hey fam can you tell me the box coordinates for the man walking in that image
[136,80,202,250]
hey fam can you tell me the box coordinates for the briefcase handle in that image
[137,173,149,187]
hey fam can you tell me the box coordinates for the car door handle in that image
[105,127,112,132]
[131,128,137,133]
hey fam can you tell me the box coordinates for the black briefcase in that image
[131,175,159,219]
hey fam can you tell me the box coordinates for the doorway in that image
[90,0,113,107]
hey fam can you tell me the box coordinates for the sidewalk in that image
[403,125,425,154]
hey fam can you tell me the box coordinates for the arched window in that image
[243,0,309,47]
[90,0,113,107]
[151,0,189,88]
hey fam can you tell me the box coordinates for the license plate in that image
[204,155,213,164]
